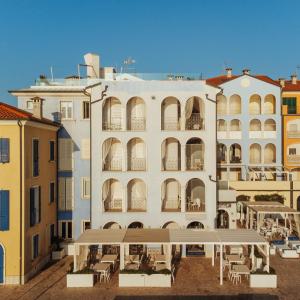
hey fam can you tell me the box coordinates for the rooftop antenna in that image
[50,66,54,81]
[123,57,136,73]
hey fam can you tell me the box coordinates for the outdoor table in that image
[93,262,111,282]
[226,254,244,264]
[155,262,167,271]
[232,264,250,279]
[101,254,118,271]
[155,254,167,264]
[230,245,243,255]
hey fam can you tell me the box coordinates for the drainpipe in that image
[206,88,223,228]
[56,127,60,238]
[82,82,108,228]
[17,120,23,284]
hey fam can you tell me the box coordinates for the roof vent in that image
[31,97,44,119]
[226,68,232,78]
[242,69,250,75]
[278,78,285,88]
[291,74,297,84]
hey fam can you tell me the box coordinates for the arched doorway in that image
[0,245,4,283]
[186,222,205,256]
[103,222,121,229]
[217,210,229,228]
[128,222,143,229]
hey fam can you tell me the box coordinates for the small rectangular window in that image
[67,222,72,239]
[83,101,90,119]
[50,224,55,244]
[0,138,10,163]
[0,190,9,231]
[32,234,39,259]
[81,177,90,199]
[60,101,73,120]
[50,182,55,203]
[283,97,297,114]
[58,177,73,211]
[289,148,297,155]
[30,186,41,226]
[49,141,55,161]
[32,139,39,177]
[82,220,91,232]
[59,221,72,240]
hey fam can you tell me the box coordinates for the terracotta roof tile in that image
[0,102,59,126]
[282,80,300,92]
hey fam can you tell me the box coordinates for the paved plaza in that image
[0,255,299,300]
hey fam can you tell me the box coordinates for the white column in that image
[251,245,255,269]
[73,244,78,272]
[167,244,172,269]
[120,244,125,269]
[181,144,185,171]
[266,244,270,273]
[181,183,185,212]
[246,207,249,229]
[181,244,186,258]
[125,244,129,256]
[220,244,223,285]
[212,244,215,267]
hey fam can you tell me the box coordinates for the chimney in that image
[242,69,250,75]
[226,68,232,78]
[278,78,285,88]
[84,53,100,78]
[291,74,297,84]
[31,97,44,119]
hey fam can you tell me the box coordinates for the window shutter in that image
[0,138,10,163]
[58,178,65,210]
[59,139,73,171]
[65,178,73,210]
[30,188,35,226]
[0,190,9,230]
[82,178,90,198]
[81,139,90,159]
[38,186,41,223]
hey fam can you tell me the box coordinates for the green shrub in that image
[254,194,284,204]
[120,268,171,275]
[236,195,250,202]
[67,266,94,274]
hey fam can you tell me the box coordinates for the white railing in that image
[162,197,181,210]
[186,113,204,130]
[287,155,300,164]
[103,121,122,131]
[186,158,204,170]
[287,131,300,138]
[128,158,146,171]
[104,198,122,211]
[186,201,205,212]
[229,156,242,164]
[103,158,122,171]
[164,159,180,171]
[128,197,146,211]
[249,131,263,139]
[162,118,180,130]
[129,117,146,131]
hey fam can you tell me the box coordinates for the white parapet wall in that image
[250,274,277,288]
[119,273,171,287]
[66,274,95,288]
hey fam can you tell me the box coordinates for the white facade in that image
[90,79,220,230]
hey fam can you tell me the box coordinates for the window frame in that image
[58,220,73,240]
[0,190,9,231]
[32,234,39,260]
[32,138,39,177]
[82,101,90,120]
[58,177,74,211]
[49,181,55,204]
[0,138,10,163]
[81,220,91,233]
[49,140,55,162]
[60,101,73,120]
[30,186,41,227]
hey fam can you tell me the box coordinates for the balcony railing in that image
[186,158,204,170]
[103,158,122,171]
[288,131,300,138]
[103,121,122,131]
[287,155,300,164]
[128,197,146,211]
[104,198,122,212]
[128,117,146,131]
[162,118,180,131]
[185,114,204,130]
[229,156,241,164]
[128,158,146,171]
[162,197,181,211]
[186,200,205,212]
[163,159,181,171]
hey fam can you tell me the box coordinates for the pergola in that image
[73,228,269,285]
[240,201,300,231]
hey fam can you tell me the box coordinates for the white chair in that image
[231,272,241,284]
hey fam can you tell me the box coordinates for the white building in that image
[90,73,220,233]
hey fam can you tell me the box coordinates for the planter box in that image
[119,273,171,287]
[67,273,95,288]
[250,274,277,288]
[60,242,74,256]
[52,248,65,260]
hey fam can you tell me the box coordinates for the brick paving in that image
[0,255,299,300]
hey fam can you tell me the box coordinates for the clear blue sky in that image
[1,0,300,105]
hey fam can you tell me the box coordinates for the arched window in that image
[217,143,227,163]
[186,138,204,170]
[185,97,204,130]
[249,144,262,164]
[103,222,121,229]
[161,138,181,171]
[102,97,122,130]
[162,221,180,229]
[127,97,146,130]
[264,119,276,131]
[128,222,143,228]
[161,178,181,211]
[102,138,123,171]
[217,119,227,131]
[186,179,205,212]
[264,94,276,114]
[187,221,204,229]
[229,94,241,114]
[161,97,181,130]
[127,179,146,212]
[264,144,276,164]
[250,119,261,131]
[127,138,146,171]
[217,95,227,115]
[102,179,123,212]
[230,119,241,131]
[229,143,242,163]
[249,94,261,115]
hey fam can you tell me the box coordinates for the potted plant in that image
[51,237,65,260]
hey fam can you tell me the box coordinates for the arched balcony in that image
[128,222,143,228]
[103,222,121,229]
[102,97,122,131]
[127,97,146,131]
[264,144,276,164]
[187,221,204,229]
[102,179,123,212]
[217,119,227,139]
[161,97,181,130]
[161,138,181,171]
[229,94,241,114]
[185,97,204,130]
[161,178,181,212]
[264,119,276,138]
[249,143,262,164]
[186,138,204,171]
[127,138,146,171]
[249,119,262,138]
[229,143,242,164]
[127,179,147,212]
[217,95,227,115]
[263,94,276,114]
[249,94,261,115]
[217,143,227,164]
[102,138,123,171]
[162,221,180,229]
[229,119,242,139]
[186,178,205,212]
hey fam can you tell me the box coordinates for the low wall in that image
[250,274,277,288]
[119,273,171,287]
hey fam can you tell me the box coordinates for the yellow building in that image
[0,99,59,284]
